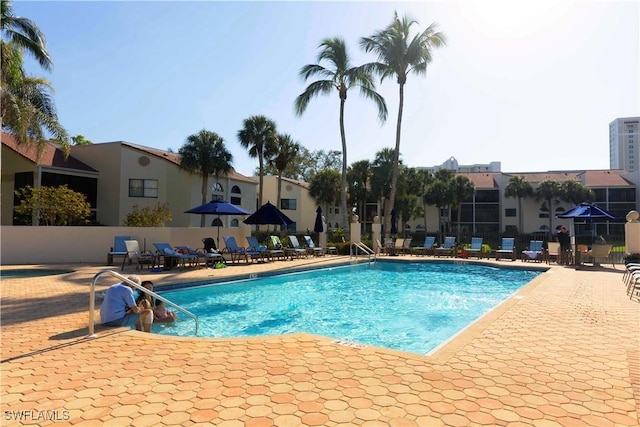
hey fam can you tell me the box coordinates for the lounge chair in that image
[583,244,613,267]
[247,236,284,261]
[522,240,543,262]
[271,235,305,260]
[495,238,516,261]
[401,238,413,255]
[434,237,456,257]
[288,236,310,259]
[122,240,154,271]
[546,242,561,264]
[303,235,324,256]
[222,236,264,264]
[389,238,404,256]
[153,242,197,269]
[175,245,224,268]
[107,235,131,265]
[412,236,436,256]
[465,237,484,259]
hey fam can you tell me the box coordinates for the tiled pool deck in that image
[1,256,638,426]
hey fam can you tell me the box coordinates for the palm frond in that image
[293,80,334,116]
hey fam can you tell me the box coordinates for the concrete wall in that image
[0,225,251,265]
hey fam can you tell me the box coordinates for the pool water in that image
[155,262,541,354]
[0,269,72,278]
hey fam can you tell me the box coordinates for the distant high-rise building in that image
[609,117,639,172]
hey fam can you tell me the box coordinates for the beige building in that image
[2,134,256,229]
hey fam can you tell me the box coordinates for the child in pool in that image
[153,300,176,323]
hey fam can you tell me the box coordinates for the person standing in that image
[100,275,153,332]
[557,226,571,264]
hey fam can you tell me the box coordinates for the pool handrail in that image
[351,241,375,262]
[89,270,200,337]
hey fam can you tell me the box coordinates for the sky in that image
[16,0,640,177]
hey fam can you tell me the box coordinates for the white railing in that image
[351,242,376,263]
[89,270,199,337]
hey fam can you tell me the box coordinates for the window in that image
[281,199,297,210]
[505,208,516,217]
[212,182,223,192]
[230,197,242,205]
[334,208,339,214]
[230,219,239,227]
[231,185,241,194]
[129,179,158,198]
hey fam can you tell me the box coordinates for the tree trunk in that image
[339,98,349,233]
[384,82,405,239]
[200,172,208,228]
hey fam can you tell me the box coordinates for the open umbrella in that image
[185,200,251,247]
[185,200,251,216]
[556,202,619,221]
[390,209,398,234]
[313,206,324,233]
[243,201,294,228]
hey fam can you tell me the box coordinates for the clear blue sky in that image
[18,0,640,176]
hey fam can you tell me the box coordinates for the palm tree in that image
[504,175,533,233]
[270,133,300,209]
[561,180,595,205]
[295,37,388,232]
[237,115,278,212]
[1,0,68,156]
[361,12,446,239]
[179,129,233,227]
[535,180,563,235]
[370,148,397,232]
[309,168,341,226]
[424,169,455,243]
[347,160,371,224]
[451,175,475,242]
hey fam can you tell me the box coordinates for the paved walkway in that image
[1,257,638,426]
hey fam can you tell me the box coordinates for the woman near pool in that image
[136,280,154,310]
[100,275,153,332]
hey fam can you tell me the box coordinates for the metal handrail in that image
[351,241,376,262]
[89,270,199,337]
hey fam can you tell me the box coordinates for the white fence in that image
[0,225,249,265]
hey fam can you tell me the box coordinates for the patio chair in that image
[247,236,284,261]
[522,240,543,262]
[271,235,305,260]
[222,236,264,264]
[288,236,310,259]
[122,240,154,271]
[303,235,324,256]
[412,236,436,256]
[546,242,561,264]
[153,242,198,269]
[583,244,613,267]
[107,235,131,265]
[434,237,456,257]
[465,237,484,259]
[401,238,413,255]
[495,238,516,261]
[175,245,224,268]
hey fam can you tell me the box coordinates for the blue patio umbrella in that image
[313,206,324,233]
[556,202,619,221]
[243,201,294,227]
[390,209,398,234]
[185,200,251,216]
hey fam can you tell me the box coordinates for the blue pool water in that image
[155,262,541,354]
[1,268,72,278]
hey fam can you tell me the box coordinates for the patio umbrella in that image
[243,201,294,228]
[313,206,324,233]
[390,209,398,234]
[556,202,619,221]
[185,200,251,216]
[185,200,251,246]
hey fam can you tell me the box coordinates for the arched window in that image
[230,219,239,227]
[231,185,241,194]
[212,182,223,192]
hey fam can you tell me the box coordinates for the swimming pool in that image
[155,262,542,354]
[0,268,73,278]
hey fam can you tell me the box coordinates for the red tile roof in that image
[459,172,498,188]
[581,170,634,187]
[1,132,97,172]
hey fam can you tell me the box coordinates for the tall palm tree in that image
[561,180,595,205]
[237,115,278,212]
[295,37,388,232]
[1,0,68,155]
[270,133,300,209]
[535,180,563,235]
[179,129,233,227]
[451,175,475,242]
[504,175,533,233]
[361,12,445,239]
[347,159,371,224]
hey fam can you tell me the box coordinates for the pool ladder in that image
[351,241,376,263]
[88,270,200,337]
